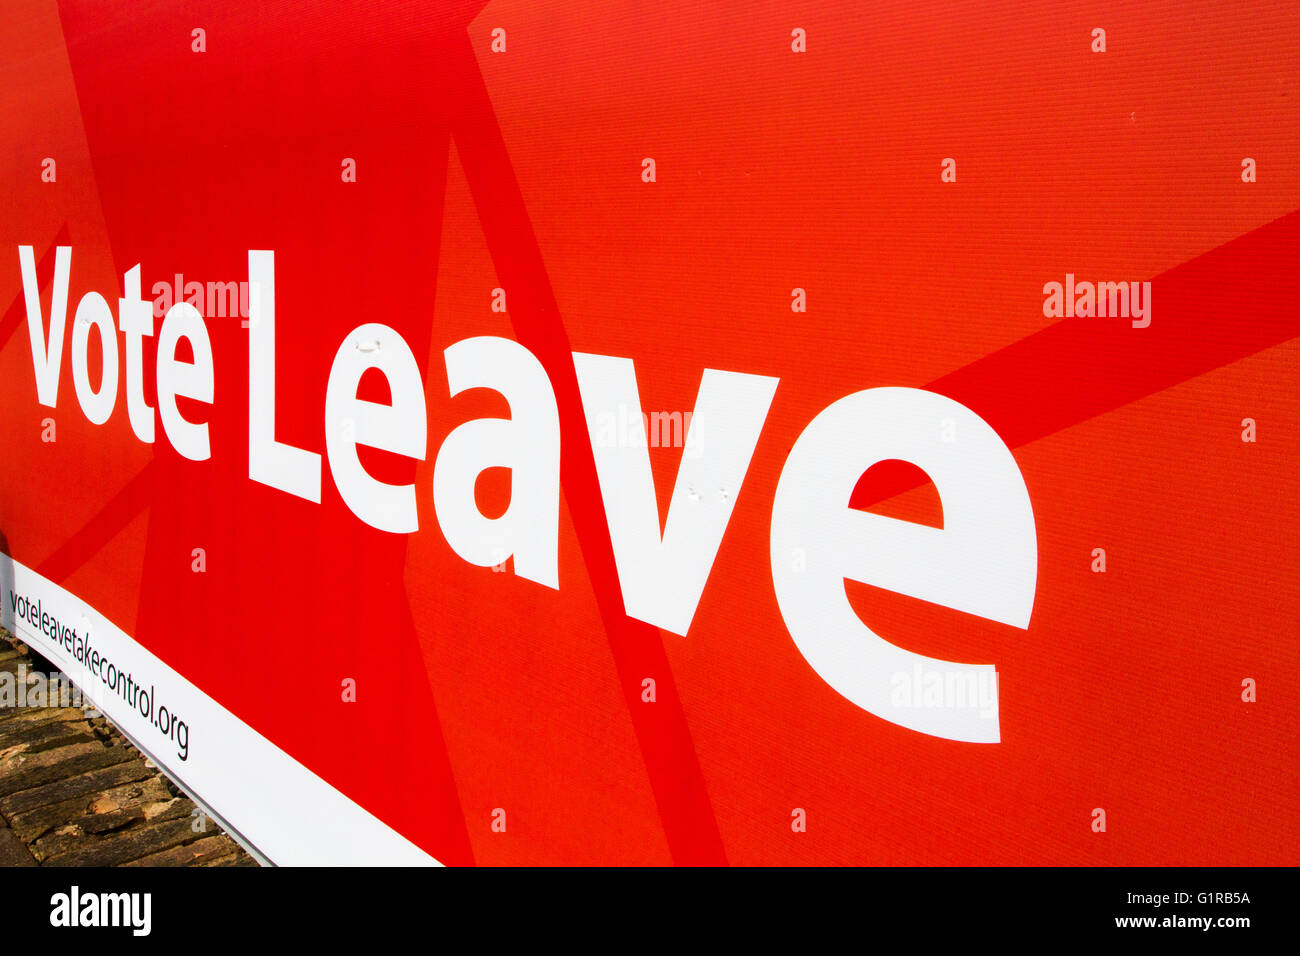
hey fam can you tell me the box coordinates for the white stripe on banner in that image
[1,556,438,866]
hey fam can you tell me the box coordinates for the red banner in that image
[2,0,1297,865]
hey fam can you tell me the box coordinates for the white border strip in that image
[1,556,438,866]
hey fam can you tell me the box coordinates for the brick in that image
[9,776,173,844]
[124,834,244,867]
[0,758,153,817]
[41,817,205,867]
[0,827,37,867]
[0,717,96,754]
[0,744,135,798]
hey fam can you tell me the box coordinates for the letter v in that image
[19,245,71,407]
[574,353,778,635]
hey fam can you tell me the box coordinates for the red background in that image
[1,0,1297,864]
